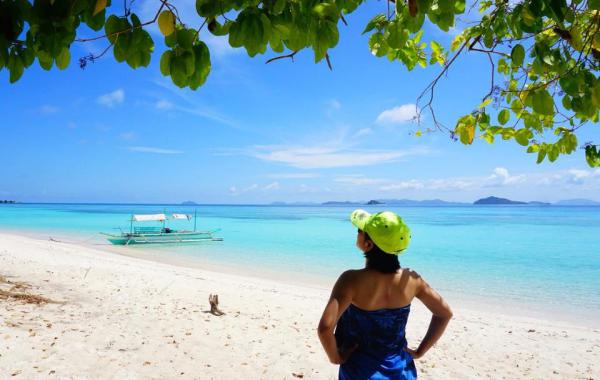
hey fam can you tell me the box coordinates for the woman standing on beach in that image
[318,209,453,379]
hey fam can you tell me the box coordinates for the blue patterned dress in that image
[335,304,417,379]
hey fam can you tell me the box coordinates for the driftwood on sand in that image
[208,294,225,316]
[0,274,57,305]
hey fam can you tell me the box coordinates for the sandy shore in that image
[0,232,598,379]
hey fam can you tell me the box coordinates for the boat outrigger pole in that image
[194,209,197,232]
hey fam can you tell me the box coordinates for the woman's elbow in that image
[317,320,334,336]
[441,307,453,320]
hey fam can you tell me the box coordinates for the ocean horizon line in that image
[3,201,600,207]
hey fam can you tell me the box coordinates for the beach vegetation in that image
[1,0,599,166]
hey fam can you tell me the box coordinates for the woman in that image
[318,209,453,379]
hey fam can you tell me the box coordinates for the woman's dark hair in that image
[363,231,401,273]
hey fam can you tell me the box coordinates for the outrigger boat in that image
[102,212,223,245]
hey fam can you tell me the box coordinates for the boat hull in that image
[104,231,222,245]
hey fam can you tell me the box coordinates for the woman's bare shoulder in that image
[398,268,426,288]
[399,267,423,279]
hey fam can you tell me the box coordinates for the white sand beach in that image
[0,232,599,379]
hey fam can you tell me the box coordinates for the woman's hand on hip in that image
[404,347,423,360]
[336,343,359,364]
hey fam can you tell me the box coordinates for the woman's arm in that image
[406,277,453,359]
[317,270,356,364]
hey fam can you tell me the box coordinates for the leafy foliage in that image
[1,0,599,166]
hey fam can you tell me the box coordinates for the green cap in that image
[350,209,411,255]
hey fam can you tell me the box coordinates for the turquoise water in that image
[1,203,599,319]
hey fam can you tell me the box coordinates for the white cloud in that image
[380,180,426,191]
[155,99,173,110]
[327,99,341,110]
[120,132,137,141]
[484,167,526,187]
[536,168,600,187]
[248,144,430,169]
[39,105,59,114]
[152,79,237,127]
[376,104,419,125]
[128,146,183,154]
[267,173,321,179]
[331,167,600,197]
[263,182,280,190]
[334,175,387,186]
[353,128,373,138]
[229,183,259,196]
[97,89,125,107]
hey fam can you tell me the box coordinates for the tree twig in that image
[265,50,300,64]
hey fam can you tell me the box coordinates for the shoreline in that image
[3,227,600,328]
[1,231,599,378]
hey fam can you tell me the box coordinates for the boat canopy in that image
[132,214,167,222]
[172,213,192,220]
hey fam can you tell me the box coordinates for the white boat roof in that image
[172,213,191,220]
[132,214,167,222]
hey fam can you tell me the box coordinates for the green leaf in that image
[93,0,107,16]
[177,28,196,49]
[313,3,338,21]
[181,51,195,76]
[482,133,494,144]
[543,0,566,23]
[8,52,24,83]
[362,14,387,34]
[208,20,232,36]
[591,81,600,108]
[536,147,547,163]
[170,55,188,88]
[587,0,600,10]
[511,44,525,67]
[55,47,70,69]
[479,97,492,109]
[160,50,172,76]
[515,129,533,146]
[450,33,465,51]
[189,41,211,90]
[313,20,339,62]
[158,11,176,37]
[585,145,600,167]
[498,109,510,125]
[369,33,389,57]
[386,21,408,49]
[271,0,286,15]
[532,90,554,115]
[455,115,476,144]
[195,0,222,17]
[547,145,559,162]
[37,50,53,70]
[105,16,129,44]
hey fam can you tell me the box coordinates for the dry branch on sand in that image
[0,274,57,304]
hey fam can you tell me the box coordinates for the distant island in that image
[181,201,198,205]
[0,200,16,204]
[473,196,552,205]
[474,196,526,205]
[322,199,469,206]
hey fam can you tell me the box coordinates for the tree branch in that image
[265,50,300,64]
[75,0,168,43]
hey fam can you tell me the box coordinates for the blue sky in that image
[1,1,599,204]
